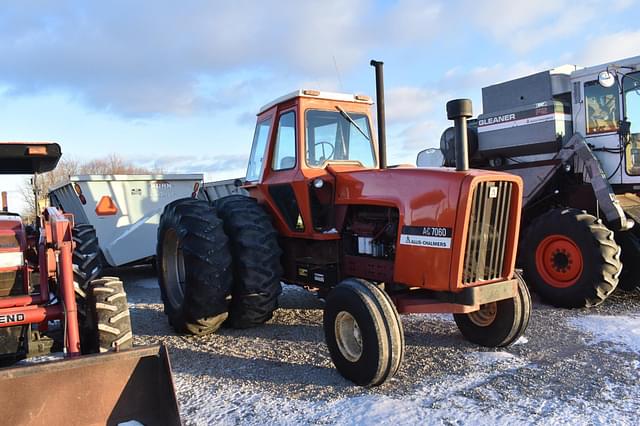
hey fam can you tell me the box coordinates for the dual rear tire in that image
[156,196,282,334]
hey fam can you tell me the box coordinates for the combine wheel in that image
[83,277,133,353]
[454,271,531,347]
[323,278,404,386]
[615,231,640,291]
[157,198,233,335]
[522,208,621,308]
[215,195,283,328]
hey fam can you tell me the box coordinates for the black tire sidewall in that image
[323,284,387,386]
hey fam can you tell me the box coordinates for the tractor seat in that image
[280,156,295,169]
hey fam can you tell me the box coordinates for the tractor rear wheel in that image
[72,223,104,352]
[83,277,133,353]
[522,208,621,308]
[615,231,640,291]
[157,198,233,335]
[323,278,404,386]
[454,271,531,347]
[215,195,283,328]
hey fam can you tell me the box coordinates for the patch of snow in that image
[19,353,65,364]
[469,350,521,366]
[568,315,640,353]
[512,335,528,345]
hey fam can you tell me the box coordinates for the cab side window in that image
[246,118,273,182]
[272,111,296,170]
[585,80,620,135]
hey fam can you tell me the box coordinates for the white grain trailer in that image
[50,174,203,267]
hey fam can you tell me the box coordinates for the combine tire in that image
[83,277,133,353]
[616,231,640,291]
[522,208,621,308]
[454,271,531,347]
[323,278,404,386]
[157,198,233,335]
[215,195,282,328]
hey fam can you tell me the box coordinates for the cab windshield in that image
[305,109,376,168]
[624,71,640,175]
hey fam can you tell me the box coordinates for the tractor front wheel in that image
[454,271,531,347]
[82,277,133,353]
[157,198,233,335]
[323,278,404,386]
[522,208,621,308]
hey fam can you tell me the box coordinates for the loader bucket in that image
[0,344,180,426]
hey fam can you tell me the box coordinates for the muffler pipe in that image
[1,191,7,212]
[370,60,387,169]
[446,99,473,172]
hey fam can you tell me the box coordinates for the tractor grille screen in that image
[463,181,513,284]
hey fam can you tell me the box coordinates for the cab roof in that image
[0,142,62,174]
[258,90,373,114]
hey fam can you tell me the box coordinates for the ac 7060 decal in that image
[399,226,452,249]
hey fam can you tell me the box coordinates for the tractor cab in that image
[244,90,377,238]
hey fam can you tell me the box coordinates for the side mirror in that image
[416,148,444,167]
[598,70,616,88]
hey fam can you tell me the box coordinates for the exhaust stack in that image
[370,60,387,169]
[1,191,7,212]
[446,99,473,171]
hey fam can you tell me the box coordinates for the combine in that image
[0,142,179,425]
[419,55,640,308]
[156,61,531,386]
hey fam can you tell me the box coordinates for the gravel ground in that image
[122,266,640,425]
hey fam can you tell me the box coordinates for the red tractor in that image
[0,142,179,425]
[157,61,531,386]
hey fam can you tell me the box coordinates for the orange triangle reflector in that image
[95,195,118,216]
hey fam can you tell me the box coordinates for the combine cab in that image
[0,142,180,425]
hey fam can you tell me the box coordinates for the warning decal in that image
[400,226,452,249]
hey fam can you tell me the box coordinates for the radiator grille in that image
[463,181,513,284]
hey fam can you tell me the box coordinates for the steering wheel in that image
[314,141,335,163]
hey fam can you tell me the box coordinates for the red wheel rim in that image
[535,234,584,288]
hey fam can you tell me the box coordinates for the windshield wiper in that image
[335,106,370,141]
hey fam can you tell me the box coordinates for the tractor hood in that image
[330,165,523,292]
[0,142,61,174]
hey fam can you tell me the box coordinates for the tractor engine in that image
[345,206,398,259]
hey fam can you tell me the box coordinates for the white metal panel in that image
[73,175,203,267]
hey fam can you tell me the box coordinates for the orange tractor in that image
[157,61,531,386]
[0,142,179,425]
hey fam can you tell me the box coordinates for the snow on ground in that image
[122,268,640,426]
[568,314,640,353]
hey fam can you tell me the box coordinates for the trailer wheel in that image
[454,271,531,347]
[83,277,133,353]
[215,195,283,328]
[615,231,640,291]
[323,278,404,386]
[522,208,621,308]
[157,198,233,335]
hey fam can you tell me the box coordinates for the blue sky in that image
[2,0,640,211]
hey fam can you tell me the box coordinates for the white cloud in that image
[576,30,640,66]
